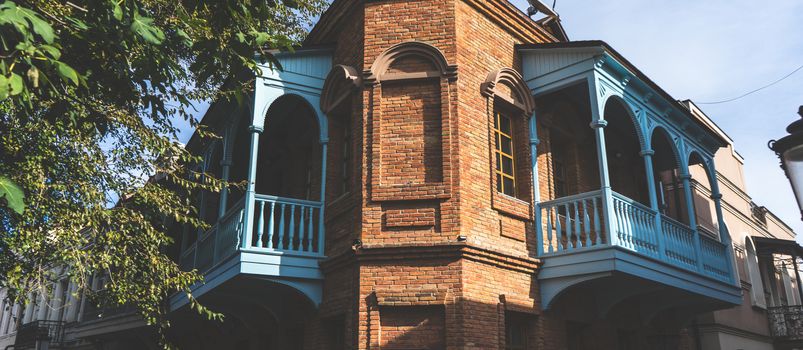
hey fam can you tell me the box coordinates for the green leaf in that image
[54,61,79,85]
[113,2,123,21]
[176,28,192,47]
[131,12,165,44]
[8,73,22,95]
[0,4,57,43]
[0,75,8,100]
[0,176,25,214]
[39,45,61,60]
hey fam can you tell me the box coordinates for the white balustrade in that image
[538,190,732,283]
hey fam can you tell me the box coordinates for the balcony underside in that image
[169,249,324,312]
[539,245,742,315]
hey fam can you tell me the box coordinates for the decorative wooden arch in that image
[649,125,683,171]
[687,149,717,190]
[480,67,536,116]
[320,64,361,115]
[602,94,647,152]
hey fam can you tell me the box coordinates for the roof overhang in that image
[516,40,730,149]
[753,236,803,257]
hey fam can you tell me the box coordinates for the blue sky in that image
[181,1,803,237]
[510,0,803,236]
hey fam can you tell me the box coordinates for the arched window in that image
[745,236,767,308]
[481,68,536,220]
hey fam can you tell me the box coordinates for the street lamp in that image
[769,106,803,220]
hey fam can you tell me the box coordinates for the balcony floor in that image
[539,244,742,313]
[169,249,325,312]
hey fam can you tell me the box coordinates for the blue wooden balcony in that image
[538,190,732,282]
[519,41,742,312]
[169,48,335,312]
[172,195,325,311]
[536,189,740,309]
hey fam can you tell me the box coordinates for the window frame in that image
[481,68,536,223]
[494,110,517,197]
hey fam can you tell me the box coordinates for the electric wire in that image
[697,63,803,105]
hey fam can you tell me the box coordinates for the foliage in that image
[0,0,326,345]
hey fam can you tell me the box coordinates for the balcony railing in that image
[14,320,66,349]
[180,197,245,273]
[769,305,803,340]
[247,194,324,256]
[537,190,732,283]
[179,194,325,273]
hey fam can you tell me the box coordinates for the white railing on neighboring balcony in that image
[537,190,732,284]
[178,194,325,274]
[249,194,324,256]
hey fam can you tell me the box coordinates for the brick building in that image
[1,0,802,349]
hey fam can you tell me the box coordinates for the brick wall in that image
[300,0,688,349]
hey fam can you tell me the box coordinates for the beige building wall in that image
[684,100,799,348]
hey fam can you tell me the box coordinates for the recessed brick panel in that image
[385,207,437,228]
[380,80,443,186]
[380,306,446,350]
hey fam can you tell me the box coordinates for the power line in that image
[696,63,803,105]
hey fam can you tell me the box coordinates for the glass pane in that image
[496,153,502,171]
[501,135,513,155]
[784,144,803,212]
[502,156,514,175]
[503,177,515,196]
[499,114,512,134]
[497,174,503,192]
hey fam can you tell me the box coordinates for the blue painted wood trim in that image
[538,246,742,309]
[708,161,738,286]
[241,127,262,249]
[318,142,328,255]
[678,170,705,272]
[641,150,666,260]
[530,113,543,256]
[588,73,617,247]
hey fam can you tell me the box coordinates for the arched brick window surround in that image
[365,41,457,202]
[482,68,536,221]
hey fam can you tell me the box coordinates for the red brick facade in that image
[302,1,691,349]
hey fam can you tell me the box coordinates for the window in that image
[745,237,767,308]
[551,134,568,198]
[505,313,528,350]
[494,111,516,197]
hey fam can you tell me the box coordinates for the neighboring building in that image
[1,0,801,349]
[681,101,803,350]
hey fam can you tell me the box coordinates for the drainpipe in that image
[530,113,542,255]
